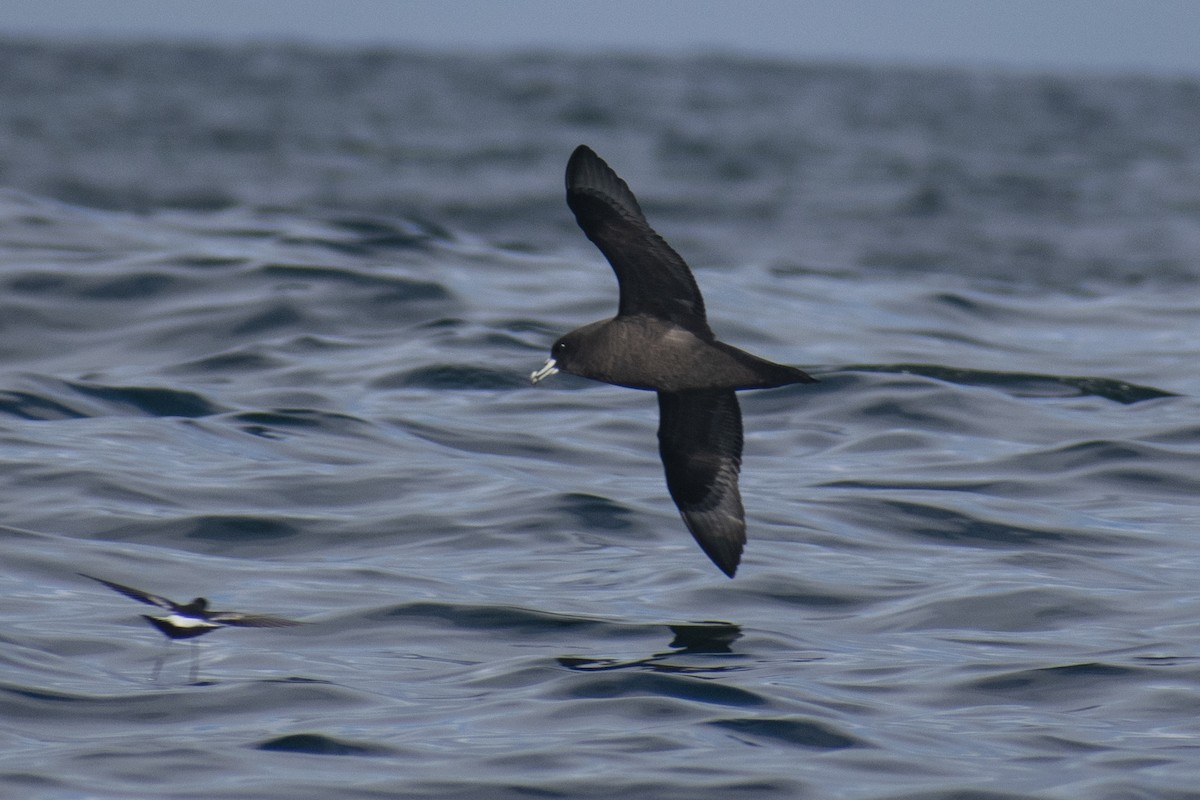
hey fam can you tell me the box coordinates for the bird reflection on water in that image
[557,622,745,674]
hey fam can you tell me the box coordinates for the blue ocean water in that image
[3,39,1200,798]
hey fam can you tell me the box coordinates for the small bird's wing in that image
[78,573,176,611]
[566,145,713,337]
[207,611,304,628]
[656,390,746,577]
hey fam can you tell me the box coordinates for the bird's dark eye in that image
[553,341,568,355]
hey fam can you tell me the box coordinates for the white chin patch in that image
[530,359,560,384]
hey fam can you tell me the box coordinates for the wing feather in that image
[79,573,176,611]
[208,612,303,628]
[656,390,746,576]
[566,146,712,336]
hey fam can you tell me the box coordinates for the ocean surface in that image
[3,39,1200,799]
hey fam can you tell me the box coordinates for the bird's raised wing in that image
[79,573,176,611]
[566,145,712,337]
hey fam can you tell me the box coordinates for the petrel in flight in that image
[531,146,814,576]
[79,573,303,639]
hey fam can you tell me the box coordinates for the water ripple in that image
[4,42,1200,800]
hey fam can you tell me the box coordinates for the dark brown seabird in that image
[531,145,815,577]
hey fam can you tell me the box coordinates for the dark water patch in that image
[1003,439,1159,472]
[849,364,1175,404]
[824,434,1200,503]
[416,316,465,331]
[981,439,1200,498]
[228,408,374,439]
[160,254,251,269]
[230,301,308,336]
[7,272,71,295]
[830,497,1119,550]
[1085,467,1200,497]
[816,478,1024,498]
[884,792,1048,800]
[1018,733,1110,755]
[278,333,363,354]
[259,263,452,302]
[1142,424,1200,446]
[559,671,767,708]
[39,177,151,213]
[75,271,183,300]
[555,493,636,531]
[69,381,225,418]
[0,677,363,722]
[384,365,527,390]
[930,291,1000,317]
[733,577,881,611]
[0,389,90,421]
[709,717,861,750]
[884,587,1116,633]
[395,417,562,459]
[326,213,451,250]
[497,318,570,338]
[0,773,62,795]
[159,188,241,212]
[183,515,301,544]
[169,348,288,375]
[474,318,571,352]
[275,236,385,258]
[256,733,393,757]
[961,662,1142,705]
[373,602,615,636]
[0,683,81,705]
[827,380,980,433]
[401,777,806,800]
[91,514,313,548]
[876,327,1003,351]
[861,247,955,273]
[260,676,338,686]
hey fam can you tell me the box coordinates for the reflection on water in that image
[558,623,744,674]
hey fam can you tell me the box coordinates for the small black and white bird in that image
[79,572,303,640]
[531,146,815,577]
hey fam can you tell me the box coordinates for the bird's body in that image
[532,146,814,576]
[541,316,805,393]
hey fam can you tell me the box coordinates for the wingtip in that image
[565,144,647,225]
[570,143,596,158]
[689,523,744,578]
[565,144,603,189]
[711,545,742,578]
[568,143,598,165]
